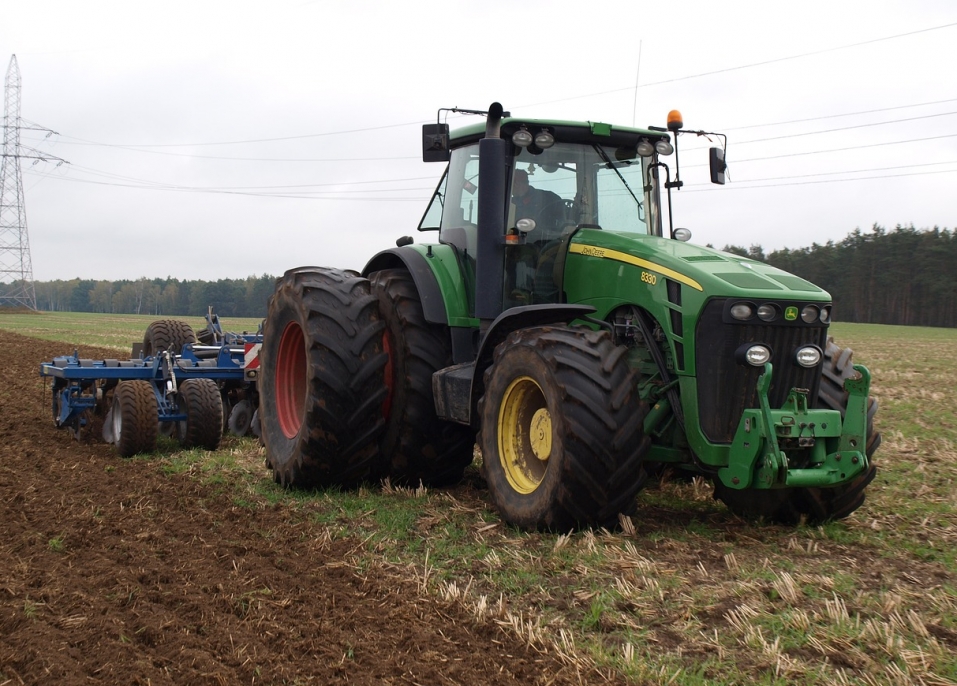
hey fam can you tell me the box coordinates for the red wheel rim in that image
[276,321,306,439]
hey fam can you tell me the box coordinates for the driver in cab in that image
[510,168,565,242]
[507,168,566,305]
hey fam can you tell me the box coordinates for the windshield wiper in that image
[592,144,642,210]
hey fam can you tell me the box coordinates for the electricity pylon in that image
[0,55,65,310]
[0,55,36,309]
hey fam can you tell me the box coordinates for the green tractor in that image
[258,103,880,531]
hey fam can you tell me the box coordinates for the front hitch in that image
[717,362,871,490]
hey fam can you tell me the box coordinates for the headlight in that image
[757,304,777,322]
[801,305,820,323]
[794,345,822,368]
[820,306,831,323]
[736,343,772,367]
[637,139,655,157]
[534,130,555,149]
[655,139,674,156]
[730,303,754,320]
[512,129,533,147]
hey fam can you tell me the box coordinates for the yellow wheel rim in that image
[498,376,551,494]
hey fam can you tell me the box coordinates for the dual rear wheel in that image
[105,378,223,458]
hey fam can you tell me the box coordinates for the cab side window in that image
[438,144,481,257]
[418,169,447,231]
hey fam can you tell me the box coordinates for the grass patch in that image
[0,310,262,352]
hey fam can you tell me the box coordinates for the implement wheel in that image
[111,380,158,457]
[714,337,881,524]
[479,326,650,531]
[371,269,475,486]
[260,267,388,487]
[143,320,197,357]
[228,399,253,436]
[176,378,224,450]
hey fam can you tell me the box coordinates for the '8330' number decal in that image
[640,271,657,286]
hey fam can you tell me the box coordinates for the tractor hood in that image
[567,229,831,302]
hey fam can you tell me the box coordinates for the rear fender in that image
[363,248,447,325]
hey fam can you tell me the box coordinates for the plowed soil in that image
[0,330,612,685]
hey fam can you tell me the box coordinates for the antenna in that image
[631,40,642,127]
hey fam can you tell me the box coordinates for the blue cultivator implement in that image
[40,314,262,457]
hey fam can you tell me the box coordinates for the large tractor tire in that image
[371,269,475,486]
[143,320,197,357]
[479,326,650,531]
[109,380,159,457]
[176,378,224,450]
[714,337,881,524]
[259,267,388,487]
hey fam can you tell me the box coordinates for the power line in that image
[724,111,957,146]
[33,161,439,192]
[47,144,419,162]
[684,159,957,187]
[514,22,957,110]
[685,132,957,167]
[678,110,957,152]
[30,94,957,157]
[47,118,427,148]
[22,172,431,201]
[683,167,957,193]
[720,97,957,131]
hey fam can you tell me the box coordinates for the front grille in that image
[695,299,827,444]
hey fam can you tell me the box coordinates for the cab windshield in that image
[421,140,658,250]
[510,141,654,239]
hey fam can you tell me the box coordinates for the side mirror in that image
[709,147,726,185]
[423,123,450,162]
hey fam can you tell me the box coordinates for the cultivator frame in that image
[40,324,263,455]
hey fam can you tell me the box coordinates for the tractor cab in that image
[420,112,677,315]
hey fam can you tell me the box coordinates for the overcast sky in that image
[2,0,955,282]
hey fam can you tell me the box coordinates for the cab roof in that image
[449,117,671,145]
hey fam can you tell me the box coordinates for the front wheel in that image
[479,326,650,531]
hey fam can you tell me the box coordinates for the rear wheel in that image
[260,267,388,487]
[111,380,158,457]
[371,269,475,486]
[479,326,650,531]
[143,320,197,357]
[714,337,880,524]
[176,378,224,450]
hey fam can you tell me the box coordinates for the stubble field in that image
[1,313,955,685]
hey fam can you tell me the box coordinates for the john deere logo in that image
[784,306,799,321]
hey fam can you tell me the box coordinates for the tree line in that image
[723,224,957,328]
[33,275,277,318]
[22,224,957,327]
